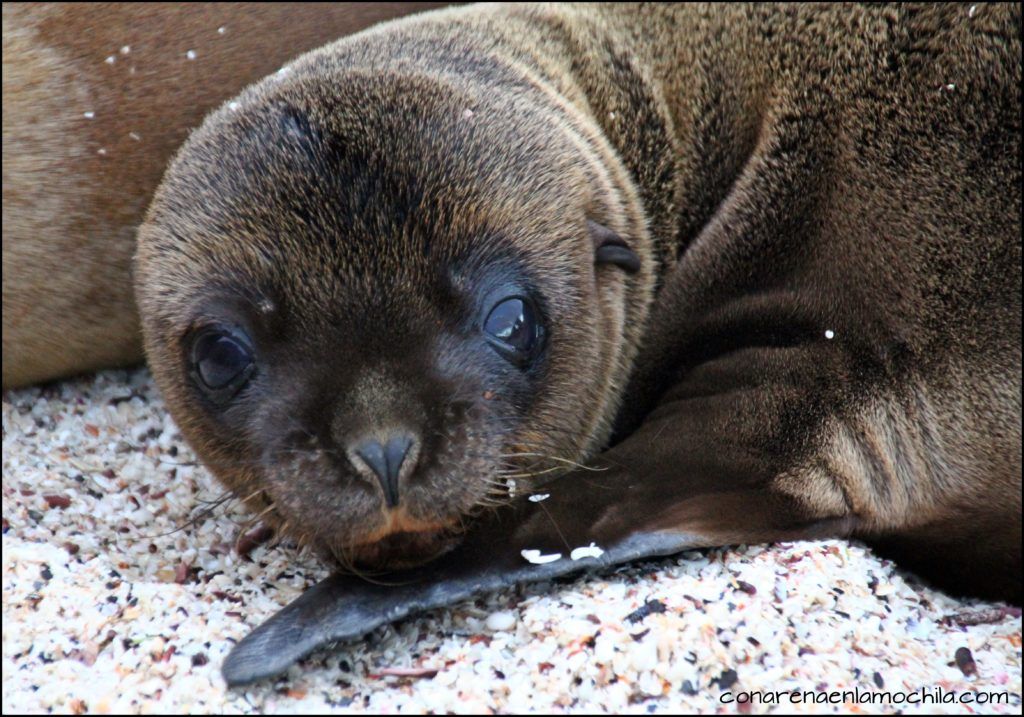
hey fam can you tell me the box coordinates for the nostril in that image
[352,433,417,508]
[384,434,414,477]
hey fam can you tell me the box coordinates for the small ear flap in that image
[589,220,641,274]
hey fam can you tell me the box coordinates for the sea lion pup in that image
[135,2,1021,678]
[1,2,445,389]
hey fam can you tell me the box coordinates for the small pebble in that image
[716,668,739,690]
[954,646,977,677]
[83,111,95,119]
[824,329,835,339]
[485,611,516,631]
[43,494,71,509]
[735,580,757,595]
[625,599,667,624]
[186,50,197,60]
[104,55,116,65]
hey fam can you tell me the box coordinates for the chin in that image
[339,526,463,572]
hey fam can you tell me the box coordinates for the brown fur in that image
[2,2,446,388]
[136,2,1020,599]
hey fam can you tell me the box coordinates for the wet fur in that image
[137,3,1020,599]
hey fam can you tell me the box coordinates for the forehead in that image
[176,174,551,325]
[144,69,593,328]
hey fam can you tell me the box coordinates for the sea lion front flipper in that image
[221,525,700,687]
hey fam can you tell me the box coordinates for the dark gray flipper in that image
[222,530,699,687]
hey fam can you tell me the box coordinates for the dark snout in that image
[348,432,419,508]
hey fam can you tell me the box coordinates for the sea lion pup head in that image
[135,35,654,569]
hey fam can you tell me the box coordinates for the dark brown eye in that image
[190,329,255,397]
[483,297,542,365]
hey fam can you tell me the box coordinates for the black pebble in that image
[715,668,739,690]
[954,647,977,677]
[625,599,667,624]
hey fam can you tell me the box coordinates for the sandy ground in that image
[2,368,1021,714]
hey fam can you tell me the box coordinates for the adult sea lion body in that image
[129,2,1021,683]
[1,2,445,389]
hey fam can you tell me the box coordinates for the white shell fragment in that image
[83,111,95,119]
[186,49,197,60]
[824,329,835,340]
[505,478,518,498]
[570,543,605,561]
[520,549,562,565]
[527,493,550,503]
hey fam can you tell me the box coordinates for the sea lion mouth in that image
[345,526,462,570]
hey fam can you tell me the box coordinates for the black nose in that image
[353,433,416,508]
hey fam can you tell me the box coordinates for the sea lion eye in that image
[190,328,255,396]
[483,297,542,364]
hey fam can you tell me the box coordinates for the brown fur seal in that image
[1,2,445,389]
[130,2,1021,682]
